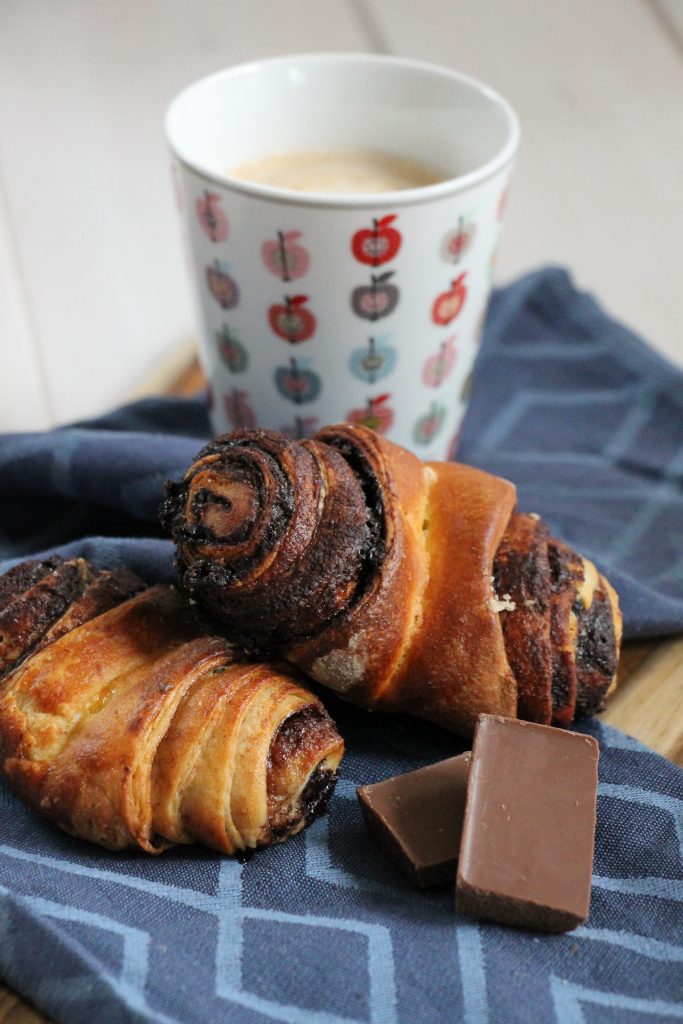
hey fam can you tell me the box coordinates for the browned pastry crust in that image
[0,559,344,854]
[162,425,622,736]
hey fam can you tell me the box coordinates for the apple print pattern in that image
[280,415,319,440]
[413,402,447,446]
[207,261,240,310]
[351,272,399,321]
[422,336,457,388]
[431,273,467,326]
[197,191,229,242]
[224,388,257,429]
[347,393,395,435]
[268,295,316,344]
[351,215,402,267]
[275,357,322,405]
[349,336,397,384]
[348,391,395,432]
[441,215,476,264]
[262,231,310,282]
[216,326,248,373]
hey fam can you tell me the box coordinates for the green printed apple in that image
[431,273,467,326]
[413,402,447,445]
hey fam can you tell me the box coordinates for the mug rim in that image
[165,53,520,209]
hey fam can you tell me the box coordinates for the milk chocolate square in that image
[456,715,599,932]
[357,753,471,887]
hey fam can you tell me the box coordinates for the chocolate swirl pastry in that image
[0,557,343,854]
[162,426,622,737]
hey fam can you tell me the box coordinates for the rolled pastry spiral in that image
[162,425,622,736]
[0,557,343,853]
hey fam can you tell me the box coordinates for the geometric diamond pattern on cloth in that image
[1,268,682,1022]
[1,711,681,1024]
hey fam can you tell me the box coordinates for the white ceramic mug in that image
[165,54,519,457]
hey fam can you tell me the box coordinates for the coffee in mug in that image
[166,55,519,457]
[230,149,447,194]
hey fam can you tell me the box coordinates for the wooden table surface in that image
[2,359,682,1023]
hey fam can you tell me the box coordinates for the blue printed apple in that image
[262,231,310,281]
[413,402,447,446]
[349,336,397,384]
[351,272,399,321]
[431,273,467,326]
[206,261,239,309]
[347,393,395,435]
[274,357,322,405]
[351,215,402,266]
[268,295,316,343]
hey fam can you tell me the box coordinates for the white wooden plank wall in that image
[0,0,681,432]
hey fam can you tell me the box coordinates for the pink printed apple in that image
[224,388,256,429]
[197,191,229,242]
[431,273,467,326]
[262,231,310,281]
[351,215,401,266]
[347,393,395,435]
[442,216,476,263]
[206,261,239,309]
[413,402,447,446]
[268,295,316,343]
[351,272,399,321]
[422,335,457,387]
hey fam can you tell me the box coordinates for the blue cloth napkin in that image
[0,268,682,1023]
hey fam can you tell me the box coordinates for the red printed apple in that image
[224,388,256,429]
[197,191,229,242]
[206,261,239,309]
[351,215,402,266]
[274,357,322,405]
[441,215,476,264]
[422,335,457,387]
[262,231,310,281]
[413,402,447,446]
[268,295,316,343]
[347,393,395,435]
[351,272,399,321]
[431,273,467,326]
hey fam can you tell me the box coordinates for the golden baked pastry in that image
[0,557,343,854]
[162,425,622,736]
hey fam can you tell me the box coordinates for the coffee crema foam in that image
[229,148,446,194]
